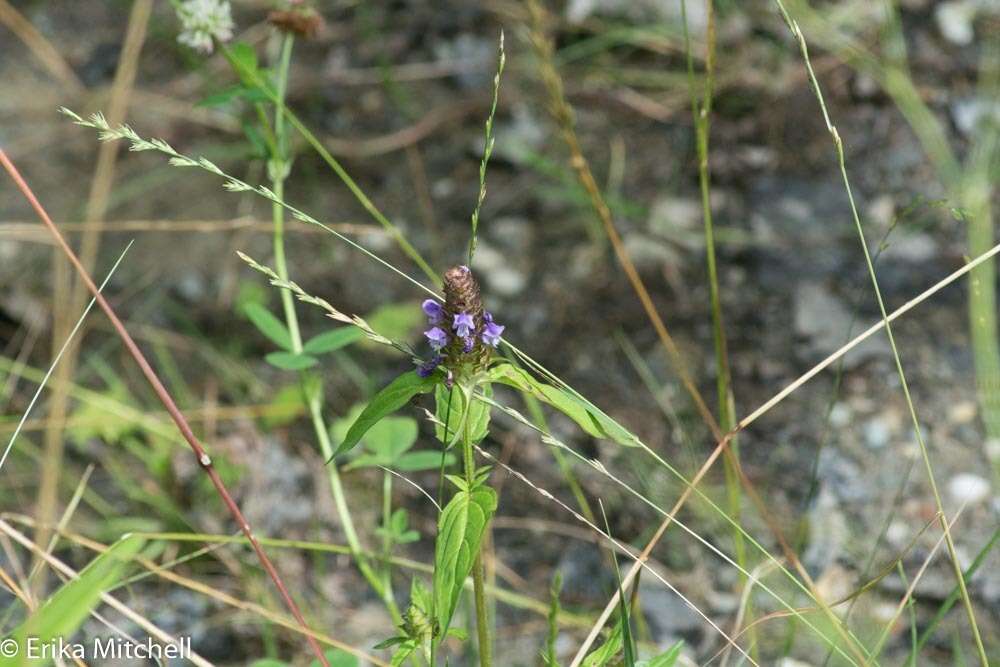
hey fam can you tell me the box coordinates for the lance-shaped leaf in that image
[432,485,498,634]
[333,371,439,459]
[3,535,145,662]
[488,363,640,447]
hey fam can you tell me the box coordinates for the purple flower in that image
[480,311,504,347]
[417,355,443,377]
[462,336,475,353]
[453,312,475,338]
[424,326,449,351]
[422,299,444,325]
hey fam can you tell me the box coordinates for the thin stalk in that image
[381,470,394,601]
[679,0,748,637]
[772,4,988,663]
[0,148,330,667]
[266,33,402,626]
[461,388,492,667]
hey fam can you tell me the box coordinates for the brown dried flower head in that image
[268,3,323,39]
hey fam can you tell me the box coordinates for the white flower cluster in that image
[175,0,235,54]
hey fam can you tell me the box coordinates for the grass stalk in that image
[679,0,750,651]
[0,148,330,667]
[772,3,988,663]
[264,33,403,626]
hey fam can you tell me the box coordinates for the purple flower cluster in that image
[417,298,505,377]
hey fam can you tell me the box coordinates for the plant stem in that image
[381,470,395,597]
[267,33,403,625]
[461,389,492,667]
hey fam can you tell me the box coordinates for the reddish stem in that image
[0,148,330,667]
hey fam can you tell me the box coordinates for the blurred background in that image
[1,0,999,664]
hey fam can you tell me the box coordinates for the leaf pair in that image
[244,302,361,371]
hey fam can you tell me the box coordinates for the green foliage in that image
[582,623,623,667]
[261,383,307,428]
[433,481,498,636]
[543,573,563,666]
[2,535,145,665]
[308,649,359,667]
[341,411,457,472]
[366,301,424,347]
[67,384,138,446]
[489,363,641,447]
[334,372,440,459]
[636,642,683,667]
[302,327,363,355]
[435,383,492,446]
[265,351,318,371]
[376,508,420,545]
[376,578,437,666]
[244,302,293,351]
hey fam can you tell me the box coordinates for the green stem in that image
[381,470,395,597]
[461,389,492,667]
[266,33,403,627]
[681,0,750,653]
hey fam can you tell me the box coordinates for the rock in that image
[947,473,992,506]
[565,0,704,30]
[803,486,849,578]
[244,441,314,534]
[951,97,1000,137]
[647,195,707,252]
[473,242,527,296]
[493,105,545,165]
[637,579,704,645]
[863,417,892,450]
[793,282,890,365]
[432,34,494,90]
[935,1,976,45]
[866,194,895,227]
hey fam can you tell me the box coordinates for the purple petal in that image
[422,299,444,324]
[482,320,504,347]
[453,312,475,338]
[424,326,449,351]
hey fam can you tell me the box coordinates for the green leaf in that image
[365,416,419,459]
[196,84,267,108]
[226,42,259,85]
[307,649,358,667]
[373,637,408,650]
[366,301,424,345]
[266,351,318,371]
[303,327,363,355]
[2,535,145,664]
[244,303,292,350]
[489,363,640,447]
[582,623,624,667]
[395,450,457,472]
[433,485,498,635]
[334,372,439,459]
[262,383,307,427]
[434,383,491,446]
[389,641,418,667]
[636,642,683,667]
